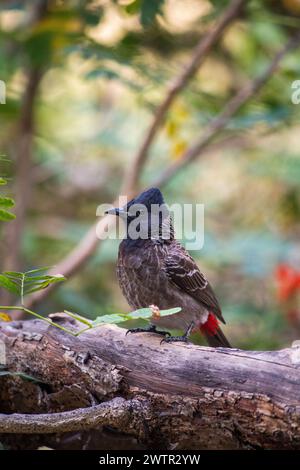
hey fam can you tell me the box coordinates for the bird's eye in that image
[136,210,141,217]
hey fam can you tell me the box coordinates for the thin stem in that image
[20,273,25,306]
[64,310,93,327]
[75,326,94,336]
[0,306,26,310]
[0,306,78,337]
[23,308,78,336]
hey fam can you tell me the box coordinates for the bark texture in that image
[0,314,300,450]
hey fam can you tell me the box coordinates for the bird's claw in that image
[126,327,145,336]
[160,335,189,345]
[160,321,194,344]
[126,325,171,337]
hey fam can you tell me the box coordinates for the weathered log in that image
[0,314,300,450]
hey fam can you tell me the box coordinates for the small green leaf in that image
[19,276,60,284]
[25,276,65,294]
[25,266,54,275]
[92,313,127,325]
[129,307,153,319]
[0,177,7,185]
[1,269,65,300]
[0,196,14,208]
[0,275,20,295]
[0,209,16,221]
[159,307,182,316]
[3,271,24,279]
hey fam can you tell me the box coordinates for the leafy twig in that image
[0,269,181,336]
[0,306,79,337]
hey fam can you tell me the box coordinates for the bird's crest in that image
[128,188,164,210]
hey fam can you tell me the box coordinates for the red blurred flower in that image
[275,264,300,301]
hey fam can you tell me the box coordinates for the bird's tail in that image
[200,313,232,348]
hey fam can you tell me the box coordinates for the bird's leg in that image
[160,321,195,344]
[126,323,171,337]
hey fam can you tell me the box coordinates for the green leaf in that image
[92,313,127,325]
[25,279,64,295]
[3,271,24,279]
[0,177,7,185]
[160,307,182,316]
[0,274,19,295]
[92,306,182,326]
[129,307,153,319]
[0,196,14,208]
[0,209,16,221]
[25,266,54,275]
[127,306,182,319]
[17,275,61,283]
[0,269,66,301]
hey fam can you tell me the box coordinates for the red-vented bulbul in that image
[106,188,231,348]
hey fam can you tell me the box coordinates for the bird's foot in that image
[160,321,195,345]
[126,323,171,337]
[160,334,189,344]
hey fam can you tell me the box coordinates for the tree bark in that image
[1,314,300,450]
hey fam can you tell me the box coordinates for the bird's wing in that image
[164,245,225,323]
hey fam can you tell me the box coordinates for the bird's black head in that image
[106,188,172,242]
[127,188,164,211]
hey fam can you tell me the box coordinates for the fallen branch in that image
[1,315,300,449]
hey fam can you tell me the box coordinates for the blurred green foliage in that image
[0,156,15,221]
[1,0,300,349]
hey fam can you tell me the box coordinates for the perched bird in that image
[106,188,231,348]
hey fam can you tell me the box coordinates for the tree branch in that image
[0,397,136,434]
[153,30,300,187]
[122,0,245,193]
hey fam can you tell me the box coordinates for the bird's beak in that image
[105,207,127,217]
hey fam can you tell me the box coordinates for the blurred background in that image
[1,0,300,350]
